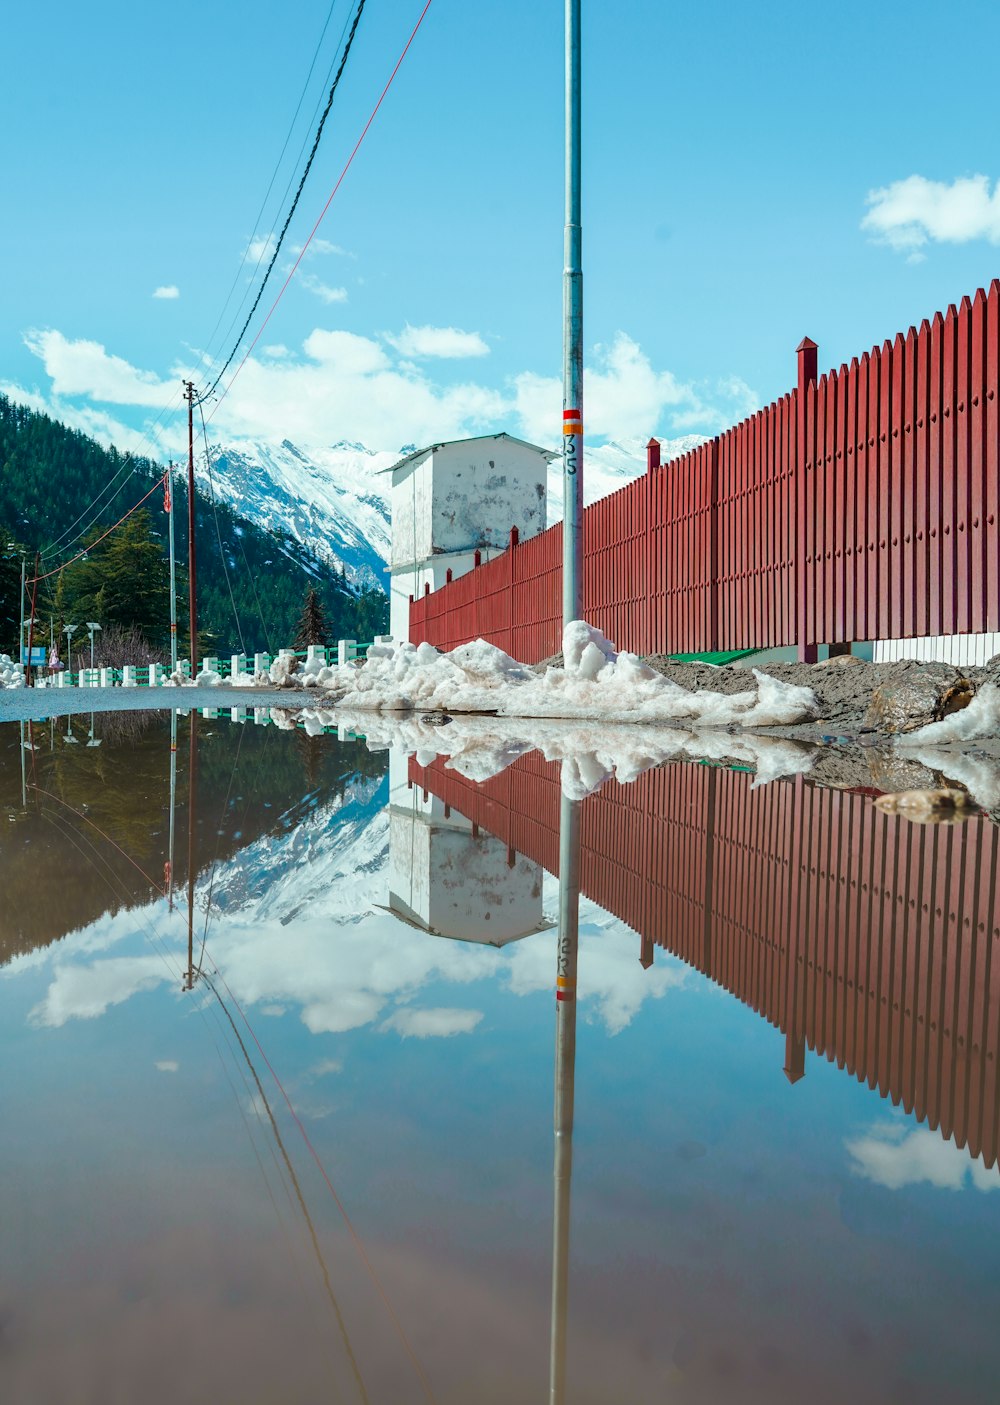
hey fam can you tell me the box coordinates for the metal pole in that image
[184,382,199,678]
[562,0,583,628]
[166,463,178,673]
[19,720,26,808]
[550,792,581,1405]
[18,557,25,675]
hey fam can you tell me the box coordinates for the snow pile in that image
[0,654,25,689]
[313,708,817,799]
[901,746,1000,812]
[195,668,222,687]
[321,621,817,728]
[897,683,1000,745]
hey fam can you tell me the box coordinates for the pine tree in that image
[59,509,170,646]
[293,586,330,648]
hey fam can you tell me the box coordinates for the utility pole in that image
[184,381,199,678]
[18,557,25,678]
[562,0,583,627]
[165,463,178,673]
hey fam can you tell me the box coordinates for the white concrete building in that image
[384,432,556,642]
[386,752,550,946]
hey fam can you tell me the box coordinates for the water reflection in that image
[3,708,1000,1402]
[411,747,1000,1174]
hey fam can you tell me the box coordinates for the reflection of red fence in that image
[411,283,1000,660]
[410,753,1000,1167]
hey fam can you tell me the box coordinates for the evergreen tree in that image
[293,586,330,648]
[0,529,24,654]
[58,509,170,645]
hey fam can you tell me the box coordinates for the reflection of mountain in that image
[0,716,386,963]
[412,750,1000,1171]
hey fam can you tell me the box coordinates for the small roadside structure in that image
[383,432,556,642]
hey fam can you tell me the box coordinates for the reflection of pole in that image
[19,719,26,808]
[550,792,580,1405]
[185,711,197,990]
[167,710,177,911]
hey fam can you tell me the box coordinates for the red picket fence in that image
[411,281,1000,660]
[410,752,1000,1167]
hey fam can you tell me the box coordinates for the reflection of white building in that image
[384,432,556,642]
[387,752,550,946]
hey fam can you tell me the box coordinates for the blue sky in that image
[3,0,1000,458]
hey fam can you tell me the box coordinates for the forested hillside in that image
[0,393,387,655]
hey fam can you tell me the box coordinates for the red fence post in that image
[796,336,819,662]
[646,438,661,473]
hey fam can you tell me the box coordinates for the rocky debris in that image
[865,665,974,734]
[873,787,974,825]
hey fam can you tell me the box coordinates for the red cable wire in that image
[207,0,434,425]
[29,472,169,584]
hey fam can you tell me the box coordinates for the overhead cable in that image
[203,0,368,399]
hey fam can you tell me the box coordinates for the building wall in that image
[429,440,547,556]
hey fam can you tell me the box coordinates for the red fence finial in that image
[796,337,818,396]
[646,438,661,473]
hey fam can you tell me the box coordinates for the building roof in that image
[380,431,558,478]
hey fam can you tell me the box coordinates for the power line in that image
[203,0,368,400]
[28,471,169,585]
[197,0,350,374]
[206,0,434,424]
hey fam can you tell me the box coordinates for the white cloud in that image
[293,237,353,259]
[310,1057,344,1077]
[296,272,348,305]
[152,285,180,300]
[383,1006,484,1038]
[29,955,171,1028]
[514,333,748,444]
[387,324,490,360]
[155,1059,179,1073]
[19,323,757,459]
[862,173,1000,252]
[245,234,277,263]
[23,329,175,407]
[846,1120,1000,1193]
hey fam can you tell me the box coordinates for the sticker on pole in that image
[562,408,582,436]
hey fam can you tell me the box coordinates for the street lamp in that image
[64,623,78,672]
[86,621,102,670]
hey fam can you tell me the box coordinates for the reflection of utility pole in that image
[550,792,581,1405]
[19,720,26,808]
[167,711,177,910]
[185,712,197,991]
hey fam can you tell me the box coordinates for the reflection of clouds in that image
[508,898,688,1035]
[15,792,686,1039]
[29,954,173,1028]
[846,1121,1000,1193]
[383,1007,484,1038]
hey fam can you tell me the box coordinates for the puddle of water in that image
[1,707,999,1404]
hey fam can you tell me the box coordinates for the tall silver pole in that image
[562,0,584,627]
[167,463,178,673]
[550,792,581,1405]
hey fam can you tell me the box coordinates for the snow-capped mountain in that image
[200,439,397,592]
[199,432,706,593]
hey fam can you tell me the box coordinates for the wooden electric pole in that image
[184,382,199,677]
